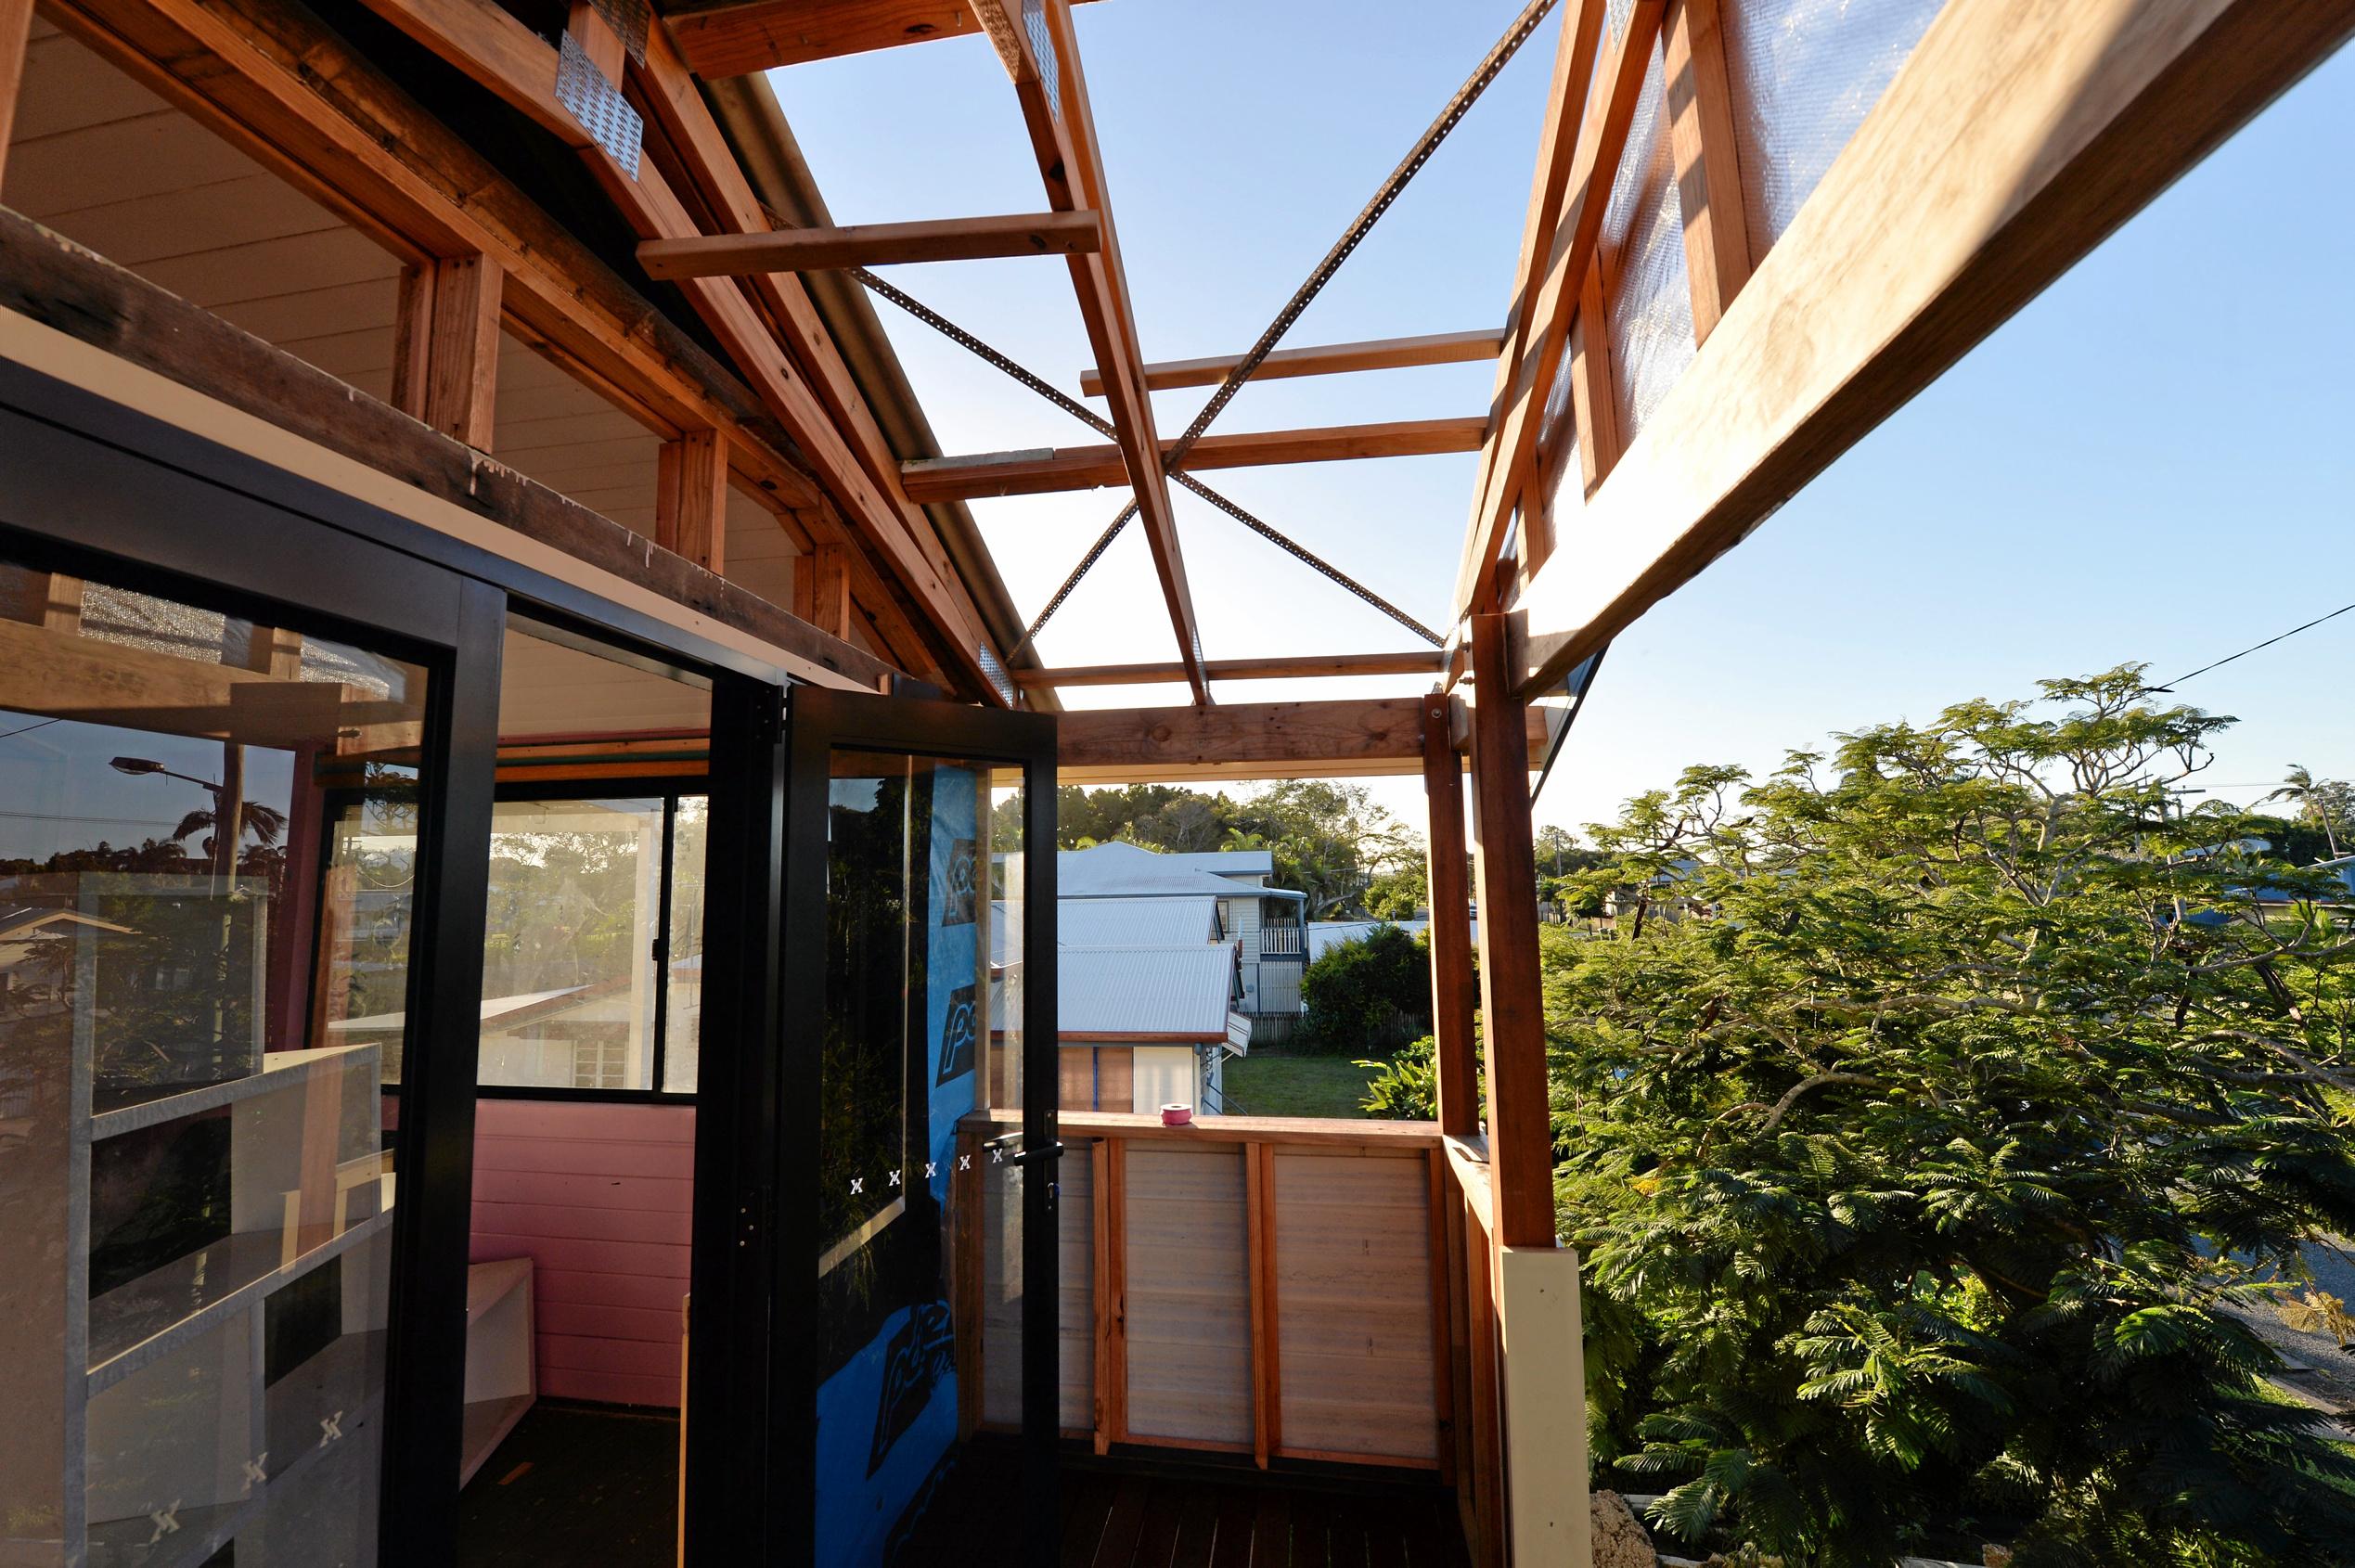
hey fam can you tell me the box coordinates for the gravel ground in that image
[2243,1239,2355,1436]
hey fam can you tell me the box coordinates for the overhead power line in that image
[2153,598,2355,690]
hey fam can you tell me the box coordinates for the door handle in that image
[980,1132,1064,1164]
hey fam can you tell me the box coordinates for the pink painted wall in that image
[470,1099,695,1407]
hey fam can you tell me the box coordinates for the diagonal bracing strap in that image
[856,0,1556,661]
[854,270,1443,649]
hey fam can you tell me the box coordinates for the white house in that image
[989,891,1251,1113]
[1056,842,1309,1031]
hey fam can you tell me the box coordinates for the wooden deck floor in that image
[894,1445,1471,1568]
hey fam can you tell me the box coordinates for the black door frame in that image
[0,358,809,1563]
[0,363,504,1563]
[780,685,1062,1565]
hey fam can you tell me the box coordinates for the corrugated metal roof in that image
[1059,842,1305,901]
[1153,849,1273,879]
[1058,945,1240,1038]
[991,895,1219,961]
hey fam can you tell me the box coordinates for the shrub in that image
[1359,1035,1437,1118]
[1296,922,1428,1055]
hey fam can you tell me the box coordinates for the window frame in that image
[350,774,714,1103]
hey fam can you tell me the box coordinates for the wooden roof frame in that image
[342,0,1019,700]
[974,0,1210,703]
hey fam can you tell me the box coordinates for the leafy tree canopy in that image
[1540,668,2355,1564]
[1012,779,1424,919]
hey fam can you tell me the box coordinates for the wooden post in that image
[1422,690,1480,1137]
[392,256,503,450]
[1466,614,1552,1249]
[1663,0,1754,343]
[0,0,33,194]
[656,430,729,573]
[795,544,855,639]
[1244,1138,1280,1468]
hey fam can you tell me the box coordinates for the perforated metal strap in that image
[1160,0,1558,470]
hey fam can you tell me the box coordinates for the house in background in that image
[1057,842,1308,1037]
[1053,944,1250,1114]
[993,892,1252,1112]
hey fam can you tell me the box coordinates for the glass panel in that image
[475,797,664,1092]
[1720,0,1943,251]
[0,557,429,1567]
[814,753,1022,1568]
[662,795,708,1095]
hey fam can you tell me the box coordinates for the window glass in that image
[817,752,926,1272]
[0,558,427,1566]
[663,795,708,1094]
[474,798,664,1092]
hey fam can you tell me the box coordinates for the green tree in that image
[1551,668,2355,1566]
[2264,765,2350,859]
[1012,779,1424,918]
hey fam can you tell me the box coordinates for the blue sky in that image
[772,4,2353,842]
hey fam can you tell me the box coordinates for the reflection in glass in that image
[475,798,663,1091]
[812,755,1023,1566]
[663,796,708,1095]
[0,559,425,1566]
[818,754,926,1272]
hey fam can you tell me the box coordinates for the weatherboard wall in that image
[468,1099,694,1407]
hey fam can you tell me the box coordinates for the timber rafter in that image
[347,0,1011,699]
[975,0,1210,702]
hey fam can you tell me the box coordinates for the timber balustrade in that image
[952,1111,1544,1568]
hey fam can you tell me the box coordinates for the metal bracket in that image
[557,30,643,178]
[590,0,650,65]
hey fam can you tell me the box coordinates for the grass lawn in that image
[1223,1049,1385,1119]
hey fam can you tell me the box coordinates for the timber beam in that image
[666,0,1104,80]
[902,416,1488,503]
[346,0,1008,698]
[1510,0,2355,699]
[978,0,1209,702]
[1455,0,1645,617]
[1056,697,1548,784]
[637,212,1102,278]
[623,15,1015,698]
[1014,649,1447,688]
[1079,328,1505,398]
[37,0,997,686]
[0,208,899,691]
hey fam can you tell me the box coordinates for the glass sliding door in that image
[779,688,1058,1568]
[0,549,475,1566]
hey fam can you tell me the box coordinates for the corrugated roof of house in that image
[1058,842,1304,901]
[1057,945,1239,1038]
[1152,849,1274,879]
[991,894,1220,961]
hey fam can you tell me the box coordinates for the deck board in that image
[893,1442,1468,1568]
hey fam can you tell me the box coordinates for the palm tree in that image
[2263,765,2343,859]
